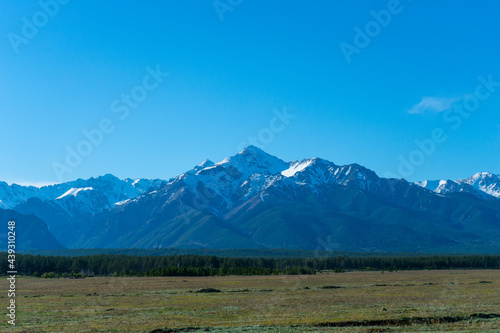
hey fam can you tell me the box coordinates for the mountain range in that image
[2,146,499,253]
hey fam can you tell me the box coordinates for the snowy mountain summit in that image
[416,172,500,200]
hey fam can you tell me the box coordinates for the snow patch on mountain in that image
[282,159,314,177]
[114,199,131,206]
[56,187,93,200]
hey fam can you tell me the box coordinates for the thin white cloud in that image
[408,96,459,114]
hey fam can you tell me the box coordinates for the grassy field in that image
[1,270,499,332]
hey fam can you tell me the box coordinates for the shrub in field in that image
[41,272,55,279]
[196,288,221,293]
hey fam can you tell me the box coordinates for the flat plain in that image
[1,270,499,332]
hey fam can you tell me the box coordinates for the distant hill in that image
[0,209,64,251]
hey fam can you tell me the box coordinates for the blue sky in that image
[1,0,500,185]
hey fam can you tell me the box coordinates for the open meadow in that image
[1,270,499,332]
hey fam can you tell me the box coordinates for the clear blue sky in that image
[1,0,500,185]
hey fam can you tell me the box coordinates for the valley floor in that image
[1,270,499,332]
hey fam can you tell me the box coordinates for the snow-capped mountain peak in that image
[215,145,290,175]
[198,159,215,168]
[460,172,500,198]
[187,159,215,175]
[416,172,500,199]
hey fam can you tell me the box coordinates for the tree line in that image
[0,253,498,278]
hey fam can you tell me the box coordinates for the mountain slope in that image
[70,147,500,252]
[6,175,166,244]
[0,209,64,251]
[3,146,500,252]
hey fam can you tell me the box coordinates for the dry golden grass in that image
[1,270,499,332]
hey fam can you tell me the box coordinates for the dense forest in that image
[25,248,461,258]
[1,253,498,278]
